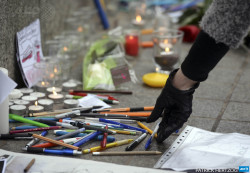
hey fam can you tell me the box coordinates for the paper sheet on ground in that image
[0,149,175,173]
[0,70,17,104]
[78,95,111,110]
[156,126,250,171]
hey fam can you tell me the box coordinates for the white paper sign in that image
[16,19,43,88]
[156,126,250,171]
[0,70,17,104]
[78,95,111,110]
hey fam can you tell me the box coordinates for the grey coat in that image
[200,0,250,48]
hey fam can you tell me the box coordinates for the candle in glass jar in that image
[125,35,139,56]
[132,15,145,26]
[48,91,64,103]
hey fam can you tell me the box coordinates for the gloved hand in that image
[146,69,199,143]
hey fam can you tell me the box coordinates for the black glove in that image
[147,69,199,143]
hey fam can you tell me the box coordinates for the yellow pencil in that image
[111,129,138,135]
[137,121,157,138]
[82,139,133,154]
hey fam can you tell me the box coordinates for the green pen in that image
[9,114,50,128]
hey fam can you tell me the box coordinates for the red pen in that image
[9,126,62,134]
[101,125,108,149]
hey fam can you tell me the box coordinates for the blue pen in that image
[145,123,160,150]
[54,131,115,142]
[93,0,109,29]
[25,130,48,147]
[99,118,147,133]
[24,147,82,155]
[73,131,101,147]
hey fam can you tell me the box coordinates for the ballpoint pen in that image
[32,137,82,148]
[95,106,154,112]
[9,114,50,128]
[0,133,33,140]
[145,123,160,150]
[73,131,101,147]
[35,119,78,129]
[101,125,108,148]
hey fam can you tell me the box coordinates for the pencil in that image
[24,158,35,172]
[69,89,132,95]
[32,134,81,151]
[92,151,162,156]
[137,121,157,138]
[98,112,151,117]
[96,106,154,112]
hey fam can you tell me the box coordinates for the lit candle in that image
[36,81,50,92]
[46,87,62,94]
[48,91,64,103]
[125,35,139,56]
[63,99,79,109]
[159,39,173,50]
[161,47,174,55]
[132,15,145,26]
[10,105,27,115]
[38,99,54,111]
[28,101,44,113]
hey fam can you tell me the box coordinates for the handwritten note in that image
[16,19,43,88]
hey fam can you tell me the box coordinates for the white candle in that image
[38,99,54,111]
[28,101,44,113]
[9,101,14,106]
[47,87,62,94]
[19,88,34,95]
[30,92,46,99]
[62,82,77,92]
[9,89,23,100]
[10,105,27,115]
[63,99,79,109]
[48,91,64,103]
[132,15,145,26]
[21,96,38,105]
[159,40,173,50]
[160,47,174,55]
[13,99,30,106]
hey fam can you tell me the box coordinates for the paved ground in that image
[1,10,250,170]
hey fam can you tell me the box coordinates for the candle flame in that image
[50,73,54,78]
[156,67,160,72]
[129,36,134,40]
[165,47,170,52]
[35,101,38,106]
[164,39,168,44]
[77,26,83,32]
[136,15,142,22]
[53,90,57,95]
[54,67,58,73]
[63,46,68,51]
[41,81,45,86]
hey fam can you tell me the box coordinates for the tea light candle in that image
[160,47,174,55]
[125,34,139,56]
[28,101,44,113]
[38,99,54,111]
[159,40,173,50]
[47,87,62,94]
[132,15,145,26]
[30,92,46,99]
[19,88,34,95]
[62,82,77,92]
[48,91,64,103]
[9,89,23,100]
[9,101,14,106]
[10,105,27,115]
[13,99,30,106]
[21,96,38,105]
[36,81,50,92]
[63,99,79,109]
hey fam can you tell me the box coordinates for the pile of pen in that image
[2,105,163,156]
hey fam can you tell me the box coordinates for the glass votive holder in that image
[153,29,184,74]
[124,29,140,57]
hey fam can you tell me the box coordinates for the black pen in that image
[69,121,116,134]
[0,133,33,139]
[125,133,148,151]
